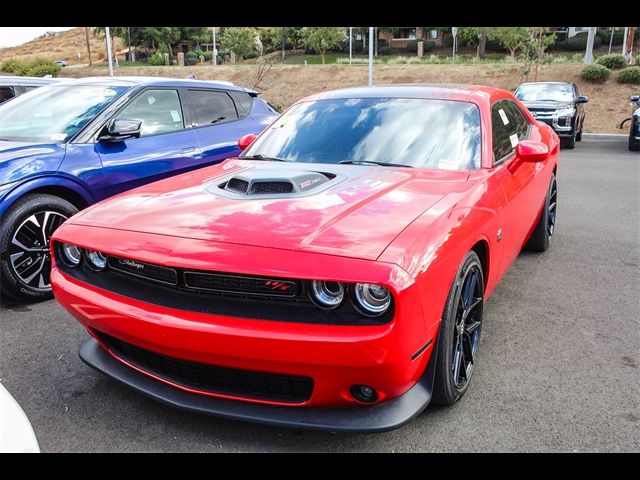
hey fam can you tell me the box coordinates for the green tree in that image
[300,27,347,64]
[459,27,497,59]
[221,27,256,61]
[494,27,531,58]
[520,29,557,81]
[259,27,280,53]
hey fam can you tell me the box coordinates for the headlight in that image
[555,107,575,118]
[85,250,107,271]
[353,283,392,317]
[308,280,345,310]
[59,243,82,267]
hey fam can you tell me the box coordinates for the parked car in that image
[514,81,588,149]
[51,84,559,432]
[0,76,59,104]
[54,60,68,67]
[619,94,639,151]
[0,76,278,302]
[0,382,40,453]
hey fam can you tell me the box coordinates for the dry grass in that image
[58,63,636,134]
[0,27,122,65]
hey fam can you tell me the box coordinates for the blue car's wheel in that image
[0,194,77,303]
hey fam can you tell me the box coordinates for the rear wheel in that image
[630,131,640,152]
[0,194,77,302]
[525,174,557,252]
[432,250,484,406]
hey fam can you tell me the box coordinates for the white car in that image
[0,382,40,453]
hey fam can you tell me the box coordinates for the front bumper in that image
[79,337,435,433]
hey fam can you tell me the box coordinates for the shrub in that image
[580,63,612,82]
[1,58,28,75]
[596,54,627,69]
[617,66,640,84]
[244,50,260,59]
[486,38,508,52]
[185,51,199,64]
[378,46,391,56]
[202,51,213,61]
[443,35,454,48]
[25,58,61,77]
[405,40,435,54]
[193,49,205,58]
[558,33,602,51]
[406,40,418,53]
[148,52,166,66]
[636,55,640,66]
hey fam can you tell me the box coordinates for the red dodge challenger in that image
[51,84,559,432]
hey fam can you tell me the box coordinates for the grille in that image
[226,178,249,193]
[185,271,298,297]
[98,331,314,403]
[252,181,293,194]
[109,256,178,285]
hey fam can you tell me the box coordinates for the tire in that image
[561,131,576,149]
[0,194,78,303]
[525,174,557,252]
[432,250,484,406]
[576,130,582,142]
[630,133,640,152]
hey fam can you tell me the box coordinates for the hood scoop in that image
[210,168,344,199]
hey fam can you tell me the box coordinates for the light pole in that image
[608,26,614,54]
[368,26,374,86]
[212,27,217,66]
[349,27,353,65]
[584,27,596,64]
[105,26,114,76]
[127,27,131,63]
[452,27,458,63]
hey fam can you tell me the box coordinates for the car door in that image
[490,100,540,278]
[184,88,256,164]
[95,88,200,198]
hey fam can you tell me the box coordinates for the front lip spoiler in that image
[79,336,436,433]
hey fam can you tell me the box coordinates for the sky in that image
[0,27,74,47]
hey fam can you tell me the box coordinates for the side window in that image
[228,90,254,118]
[504,102,529,141]
[0,86,16,104]
[188,90,239,126]
[491,100,530,163]
[116,89,184,137]
[491,101,515,162]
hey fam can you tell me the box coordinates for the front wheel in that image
[525,174,557,252]
[561,131,576,149]
[432,250,484,406]
[0,194,78,303]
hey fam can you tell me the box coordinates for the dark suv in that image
[514,81,588,149]
[0,76,59,104]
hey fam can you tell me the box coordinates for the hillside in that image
[0,27,122,65]
[60,63,637,134]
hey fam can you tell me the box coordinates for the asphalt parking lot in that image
[1,135,638,452]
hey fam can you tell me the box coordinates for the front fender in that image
[0,175,95,218]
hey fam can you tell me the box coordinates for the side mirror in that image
[515,140,549,163]
[238,133,257,151]
[631,95,639,103]
[577,96,589,104]
[99,118,142,143]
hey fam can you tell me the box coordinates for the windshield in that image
[0,84,129,143]
[244,97,481,170]
[515,83,574,103]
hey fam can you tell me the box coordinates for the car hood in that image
[71,160,473,260]
[521,100,573,111]
[0,141,66,185]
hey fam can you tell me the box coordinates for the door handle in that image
[181,146,196,154]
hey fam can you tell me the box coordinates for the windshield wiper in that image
[237,154,290,162]
[339,160,413,168]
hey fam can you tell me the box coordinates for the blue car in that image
[0,76,278,301]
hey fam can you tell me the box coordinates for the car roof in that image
[0,76,62,86]
[300,83,505,102]
[51,76,256,93]
[517,81,573,87]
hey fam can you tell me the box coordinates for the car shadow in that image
[0,296,32,312]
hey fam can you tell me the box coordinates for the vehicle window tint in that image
[188,90,238,126]
[117,89,184,137]
[0,86,16,104]
[228,90,253,118]
[504,102,529,141]
[491,101,516,161]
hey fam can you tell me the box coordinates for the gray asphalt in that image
[1,136,638,452]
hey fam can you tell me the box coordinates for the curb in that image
[582,133,628,139]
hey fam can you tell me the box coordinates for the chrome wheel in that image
[7,211,67,291]
[547,177,557,237]
[451,264,483,389]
